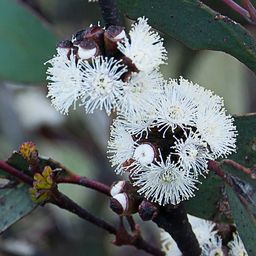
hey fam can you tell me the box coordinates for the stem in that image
[153,204,201,256]
[222,0,250,19]
[243,0,256,22]
[57,174,110,196]
[132,237,165,256]
[208,160,234,186]
[126,215,136,232]
[0,160,33,185]
[51,189,117,234]
[98,0,121,27]
[221,159,256,179]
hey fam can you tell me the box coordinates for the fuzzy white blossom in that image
[202,236,224,256]
[160,215,218,256]
[228,233,248,256]
[118,70,164,117]
[46,51,83,115]
[107,119,138,174]
[172,130,213,176]
[132,156,199,205]
[118,17,167,72]
[80,56,127,115]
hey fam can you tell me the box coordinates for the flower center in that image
[168,105,184,119]
[161,171,176,182]
[209,248,224,256]
[96,75,112,94]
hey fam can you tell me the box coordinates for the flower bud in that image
[138,200,159,221]
[104,25,125,56]
[133,142,158,166]
[110,192,140,216]
[77,39,99,60]
[57,40,73,59]
[110,180,134,197]
[73,25,104,52]
[110,193,129,215]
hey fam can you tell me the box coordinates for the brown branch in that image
[221,159,256,179]
[0,160,33,185]
[222,0,250,19]
[153,204,201,256]
[98,0,122,27]
[56,174,110,196]
[51,189,116,234]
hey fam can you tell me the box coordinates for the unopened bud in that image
[78,39,99,60]
[110,193,128,215]
[73,25,104,52]
[110,181,126,197]
[110,191,140,216]
[57,40,73,58]
[138,200,159,221]
[110,180,134,197]
[133,143,157,166]
[104,25,125,56]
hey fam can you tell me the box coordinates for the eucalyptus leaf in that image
[0,0,57,83]
[116,0,256,73]
[0,152,36,233]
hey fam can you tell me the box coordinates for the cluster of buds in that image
[46,17,237,206]
[30,166,56,204]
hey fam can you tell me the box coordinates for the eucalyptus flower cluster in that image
[160,216,248,256]
[46,17,237,206]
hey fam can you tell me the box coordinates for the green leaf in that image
[226,186,256,255]
[186,114,256,223]
[185,172,225,220]
[116,0,256,73]
[222,114,256,254]
[0,153,36,233]
[0,0,57,83]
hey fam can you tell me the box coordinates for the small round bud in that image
[104,26,126,56]
[57,40,73,56]
[105,26,125,42]
[110,181,126,197]
[78,39,98,60]
[110,193,128,215]
[134,143,156,166]
[138,200,159,221]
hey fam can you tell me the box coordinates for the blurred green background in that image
[0,0,255,255]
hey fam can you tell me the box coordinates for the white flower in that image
[107,119,138,174]
[155,82,197,136]
[160,229,182,256]
[196,107,237,157]
[172,77,224,111]
[118,17,167,72]
[80,56,127,115]
[46,50,83,115]
[160,215,217,256]
[118,70,164,117]
[188,215,217,245]
[202,236,224,256]
[228,233,248,256]
[172,130,213,176]
[132,156,199,205]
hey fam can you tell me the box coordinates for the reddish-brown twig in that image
[0,160,33,185]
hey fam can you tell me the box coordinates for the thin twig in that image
[51,189,117,234]
[126,215,136,232]
[98,0,121,27]
[56,174,110,196]
[221,159,256,179]
[208,160,233,186]
[0,161,33,185]
[222,0,250,19]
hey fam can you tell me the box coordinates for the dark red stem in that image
[222,0,250,18]
[0,160,33,185]
[221,159,256,179]
[57,174,110,196]
[98,0,121,27]
[51,189,116,234]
